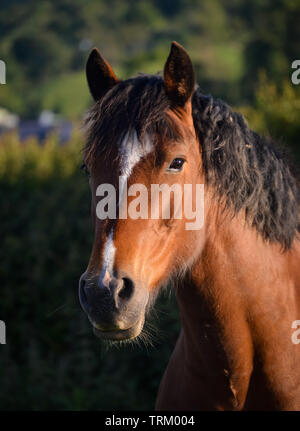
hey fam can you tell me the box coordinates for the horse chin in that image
[92,315,145,341]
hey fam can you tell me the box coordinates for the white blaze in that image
[98,229,116,288]
[98,130,153,287]
[119,131,153,212]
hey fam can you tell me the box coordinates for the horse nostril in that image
[119,277,134,300]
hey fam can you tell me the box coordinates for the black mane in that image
[84,74,299,249]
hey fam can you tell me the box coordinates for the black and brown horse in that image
[79,42,300,410]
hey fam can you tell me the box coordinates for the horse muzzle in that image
[79,272,148,340]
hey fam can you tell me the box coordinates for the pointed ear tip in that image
[171,41,185,52]
[87,48,103,64]
[170,41,179,54]
[89,47,101,58]
[169,42,192,63]
[171,40,180,48]
[92,47,100,53]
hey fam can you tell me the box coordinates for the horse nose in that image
[78,272,135,319]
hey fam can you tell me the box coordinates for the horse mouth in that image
[92,317,145,341]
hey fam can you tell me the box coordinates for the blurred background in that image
[0,0,299,410]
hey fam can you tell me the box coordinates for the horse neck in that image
[180,203,299,331]
[174,207,300,407]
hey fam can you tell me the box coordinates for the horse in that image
[79,41,300,410]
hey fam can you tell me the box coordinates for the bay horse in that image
[79,42,300,410]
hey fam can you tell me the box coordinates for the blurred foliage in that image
[40,72,90,119]
[0,0,299,411]
[0,131,180,410]
[0,0,299,117]
[240,73,300,164]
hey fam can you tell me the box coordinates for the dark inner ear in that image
[164,41,195,109]
[86,48,119,101]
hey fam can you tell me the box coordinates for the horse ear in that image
[164,41,195,110]
[86,48,119,101]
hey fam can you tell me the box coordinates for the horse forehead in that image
[119,131,154,177]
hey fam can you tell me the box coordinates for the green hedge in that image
[239,74,300,165]
[0,132,180,410]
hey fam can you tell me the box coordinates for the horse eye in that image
[167,158,186,172]
[80,163,90,177]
